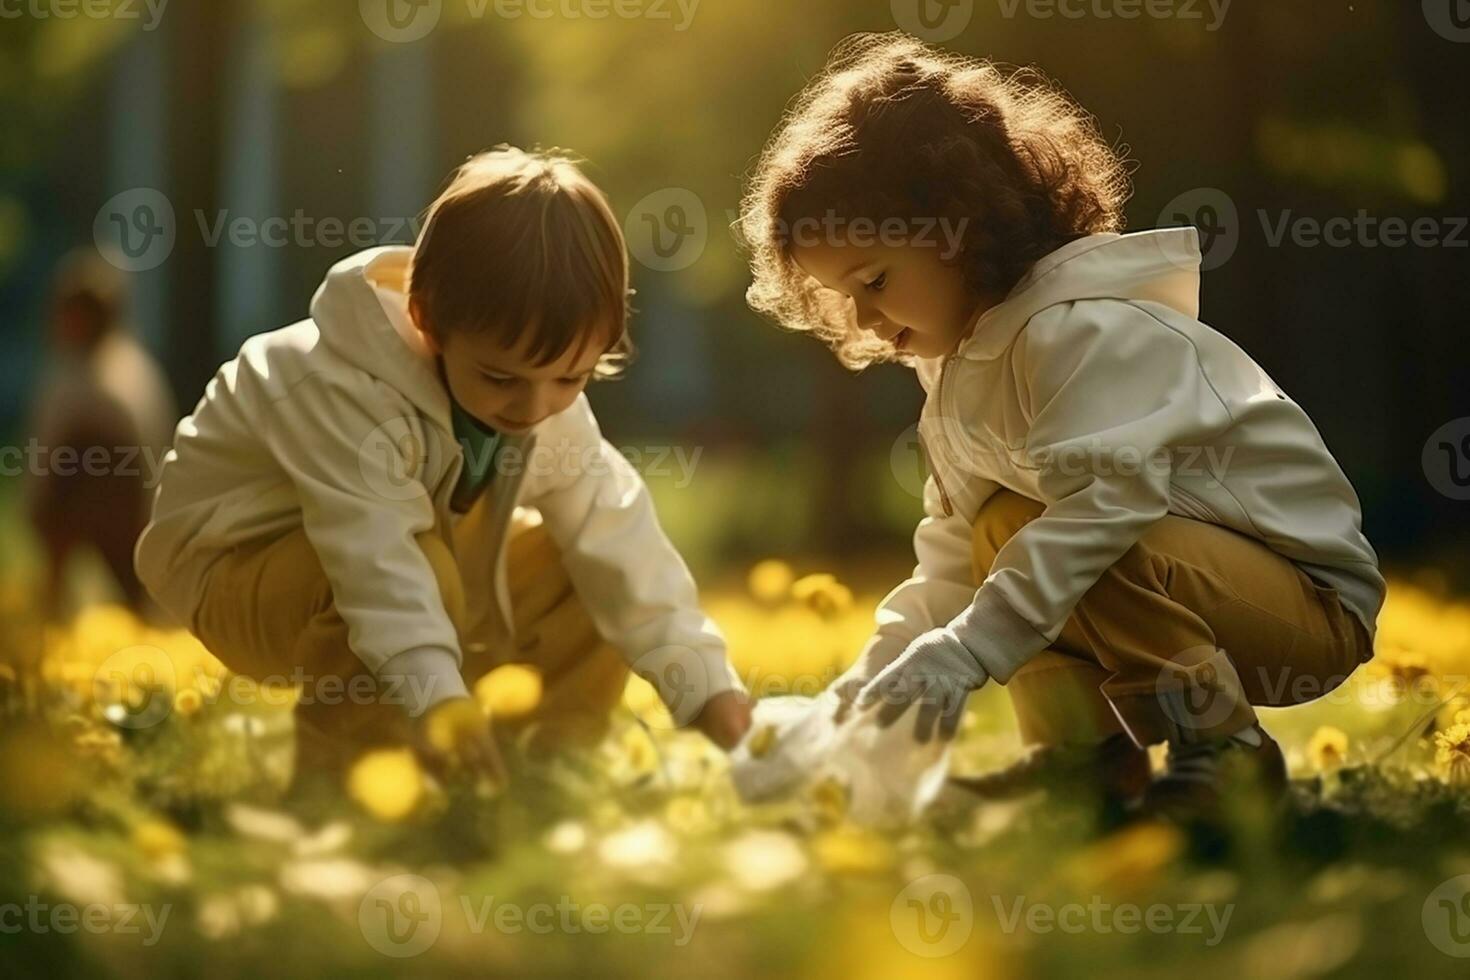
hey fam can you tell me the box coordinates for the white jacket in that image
[865,228,1384,684]
[135,247,742,716]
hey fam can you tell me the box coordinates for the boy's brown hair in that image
[740,33,1132,369]
[409,145,634,378]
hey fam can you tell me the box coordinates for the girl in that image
[739,34,1383,814]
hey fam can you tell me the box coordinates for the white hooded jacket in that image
[865,228,1384,684]
[135,246,742,716]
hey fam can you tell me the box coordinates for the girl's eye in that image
[483,374,515,386]
[864,273,887,293]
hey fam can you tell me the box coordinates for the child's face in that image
[414,313,605,434]
[792,240,986,360]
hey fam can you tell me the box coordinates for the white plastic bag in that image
[729,693,952,828]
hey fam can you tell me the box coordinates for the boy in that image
[136,147,752,781]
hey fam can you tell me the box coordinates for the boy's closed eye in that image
[864,272,887,293]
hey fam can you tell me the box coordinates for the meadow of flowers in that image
[2,562,1469,979]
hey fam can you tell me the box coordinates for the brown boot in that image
[949,733,1152,806]
[1141,723,1288,820]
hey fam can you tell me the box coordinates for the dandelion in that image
[746,724,777,759]
[1064,821,1184,895]
[133,819,187,862]
[1307,726,1350,771]
[1434,723,1470,787]
[809,774,849,825]
[664,795,713,836]
[1380,650,1433,697]
[747,560,795,603]
[792,573,854,619]
[474,664,543,720]
[619,725,658,773]
[346,748,424,823]
[173,687,204,718]
[809,826,895,875]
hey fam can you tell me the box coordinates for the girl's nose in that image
[852,297,885,334]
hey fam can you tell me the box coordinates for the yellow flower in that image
[619,725,658,772]
[1064,821,1184,895]
[474,664,543,720]
[346,748,424,823]
[664,796,713,836]
[747,560,795,603]
[133,819,187,861]
[423,698,487,754]
[1380,650,1433,695]
[746,724,777,759]
[808,774,850,826]
[792,574,854,620]
[809,826,894,875]
[1434,723,1470,787]
[1307,726,1350,771]
[173,687,204,717]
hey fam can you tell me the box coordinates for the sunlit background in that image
[1,2,1469,978]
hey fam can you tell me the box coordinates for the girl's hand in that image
[691,690,753,750]
[855,627,989,742]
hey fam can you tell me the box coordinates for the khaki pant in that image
[975,490,1374,748]
[190,493,629,766]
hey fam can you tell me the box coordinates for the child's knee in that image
[971,489,1045,580]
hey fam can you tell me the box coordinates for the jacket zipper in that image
[920,355,956,517]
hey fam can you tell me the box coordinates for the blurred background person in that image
[23,248,177,623]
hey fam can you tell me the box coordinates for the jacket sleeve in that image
[849,471,1001,680]
[950,303,1235,682]
[264,373,468,716]
[528,397,744,722]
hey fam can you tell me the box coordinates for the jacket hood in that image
[956,227,1203,361]
[310,246,451,426]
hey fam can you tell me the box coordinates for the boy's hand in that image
[691,689,753,750]
[414,697,508,786]
[855,627,989,742]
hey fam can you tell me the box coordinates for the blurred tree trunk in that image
[166,0,239,406]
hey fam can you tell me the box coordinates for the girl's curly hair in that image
[739,33,1132,370]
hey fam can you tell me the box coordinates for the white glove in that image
[854,626,990,742]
